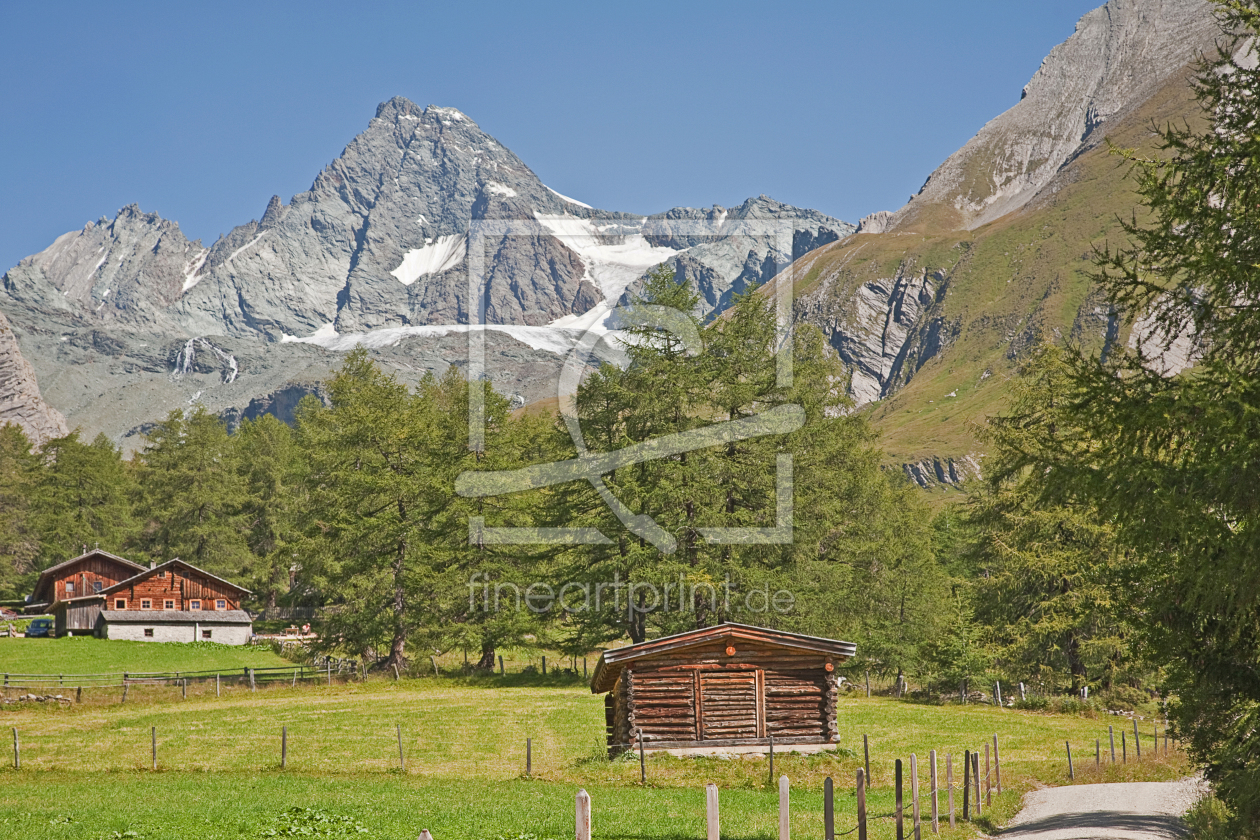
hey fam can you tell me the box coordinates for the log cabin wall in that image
[614,638,840,750]
[42,556,139,603]
[107,567,242,612]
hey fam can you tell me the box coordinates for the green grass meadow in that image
[0,635,290,675]
[1,668,1189,840]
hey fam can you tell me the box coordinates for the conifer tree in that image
[132,407,251,576]
[29,431,137,566]
[993,5,1260,825]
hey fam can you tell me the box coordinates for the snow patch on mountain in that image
[535,216,681,300]
[546,185,593,209]
[389,234,468,285]
[282,321,584,356]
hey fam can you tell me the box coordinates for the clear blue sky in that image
[0,0,1104,271]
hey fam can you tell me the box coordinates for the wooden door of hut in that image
[591,623,856,754]
[698,671,759,740]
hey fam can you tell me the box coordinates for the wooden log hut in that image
[591,622,856,755]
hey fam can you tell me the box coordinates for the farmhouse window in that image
[65,581,75,595]
[114,599,126,609]
[141,599,151,609]
[93,581,103,593]
[202,629,212,639]
[190,600,201,610]
[158,570,166,578]
[144,628,154,637]
[216,600,226,610]
[163,599,174,610]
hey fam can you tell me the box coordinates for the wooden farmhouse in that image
[95,559,253,644]
[24,549,147,635]
[24,551,253,644]
[590,623,856,756]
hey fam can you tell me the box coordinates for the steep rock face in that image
[177,98,604,337]
[794,252,949,407]
[895,0,1217,232]
[0,309,68,445]
[900,454,982,490]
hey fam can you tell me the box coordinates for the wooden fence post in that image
[1096,739,1101,770]
[542,656,546,676]
[824,776,834,840]
[216,673,221,697]
[705,783,720,840]
[1122,731,1127,763]
[895,758,903,840]
[1164,728,1169,755]
[984,743,990,805]
[962,750,970,821]
[419,831,433,840]
[929,750,938,834]
[910,754,921,840]
[856,769,867,840]
[1066,741,1073,780]
[865,670,870,698]
[122,678,128,704]
[11,728,17,770]
[152,726,157,771]
[576,789,591,840]
[498,655,504,675]
[397,724,405,772]
[863,733,871,788]
[182,678,187,699]
[992,735,1001,792]
[1109,725,1116,763]
[1019,682,1026,701]
[282,726,287,769]
[526,737,532,777]
[637,728,645,784]
[972,751,981,817]
[583,658,588,679]
[250,668,256,692]
[778,775,790,840]
[946,754,955,829]
[1134,719,1141,759]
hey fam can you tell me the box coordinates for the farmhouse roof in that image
[98,610,252,624]
[590,622,857,693]
[99,558,251,597]
[34,549,145,586]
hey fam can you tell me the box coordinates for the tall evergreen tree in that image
[29,431,137,566]
[132,407,251,576]
[235,415,302,610]
[994,6,1260,826]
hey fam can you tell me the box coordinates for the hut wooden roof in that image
[590,622,856,693]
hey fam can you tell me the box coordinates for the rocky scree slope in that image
[0,97,852,448]
[0,308,67,445]
[778,0,1220,490]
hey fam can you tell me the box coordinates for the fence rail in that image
[2,665,325,691]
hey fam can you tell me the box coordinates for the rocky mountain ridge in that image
[780,0,1221,490]
[0,98,852,448]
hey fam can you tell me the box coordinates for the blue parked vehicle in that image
[24,618,53,638]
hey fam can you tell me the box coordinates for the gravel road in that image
[997,778,1206,840]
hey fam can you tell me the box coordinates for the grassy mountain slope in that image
[791,65,1202,495]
